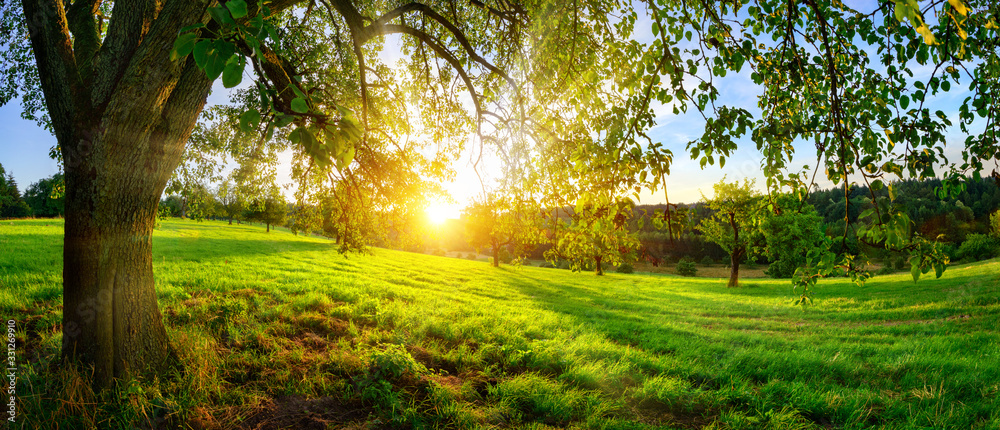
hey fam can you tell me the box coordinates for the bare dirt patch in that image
[238,396,380,430]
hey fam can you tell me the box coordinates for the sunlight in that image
[425,200,461,225]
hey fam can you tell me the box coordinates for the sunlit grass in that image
[1,218,998,429]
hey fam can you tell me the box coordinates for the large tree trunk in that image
[492,245,500,267]
[62,168,178,386]
[594,256,603,276]
[21,0,219,389]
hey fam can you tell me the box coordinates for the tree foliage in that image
[0,164,31,218]
[23,173,64,217]
[697,178,766,286]
[465,193,544,267]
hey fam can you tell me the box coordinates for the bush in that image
[957,234,998,261]
[467,253,477,260]
[615,263,634,274]
[700,256,714,266]
[676,259,698,277]
[892,256,907,271]
[539,261,556,268]
[876,266,894,276]
[764,258,798,278]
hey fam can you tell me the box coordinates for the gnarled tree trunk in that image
[22,0,219,388]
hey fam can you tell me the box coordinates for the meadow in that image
[1,218,999,429]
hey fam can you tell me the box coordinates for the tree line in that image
[437,176,1000,288]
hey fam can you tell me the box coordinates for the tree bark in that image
[492,245,499,267]
[21,0,220,389]
[728,212,740,287]
[728,251,741,288]
[594,256,603,276]
[267,222,270,233]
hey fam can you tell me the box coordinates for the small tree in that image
[216,180,245,225]
[548,199,640,276]
[698,179,767,287]
[247,189,287,233]
[465,194,544,268]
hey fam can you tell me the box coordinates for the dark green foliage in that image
[761,206,826,279]
[957,234,998,262]
[0,164,31,218]
[676,258,697,277]
[23,174,64,217]
[615,263,634,274]
[699,256,714,266]
[764,259,798,279]
[876,266,895,276]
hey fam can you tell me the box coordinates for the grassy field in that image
[1,218,999,429]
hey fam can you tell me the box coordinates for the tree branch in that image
[20,0,81,148]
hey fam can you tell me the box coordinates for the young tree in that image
[547,199,640,276]
[698,179,767,287]
[246,188,286,233]
[465,194,543,267]
[215,179,244,225]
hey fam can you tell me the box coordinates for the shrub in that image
[539,261,556,268]
[876,266,894,276]
[615,263,634,274]
[700,256,714,266]
[676,258,697,277]
[467,253,477,260]
[764,258,798,278]
[957,234,998,261]
[892,256,907,271]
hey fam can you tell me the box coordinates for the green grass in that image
[1,218,999,429]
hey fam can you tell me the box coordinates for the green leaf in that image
[178,23,207,33]
[899,95,910,109]
[287,127,302,145]
[225,0,248,19]
[910,257,921,282]
[239,108,261,133]
[208,5,235,26]
[192,39,212,69]
[222,56,245,88]
[170,33,198,61]
[291,97,309,114]
[202,40,235,81]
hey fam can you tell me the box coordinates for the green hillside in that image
[2,219,999,429]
